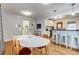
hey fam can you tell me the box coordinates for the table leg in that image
[45,46,48,55]
[30,48,33,55]
[41,48,42,55]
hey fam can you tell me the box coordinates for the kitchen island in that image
[52,30,79,49]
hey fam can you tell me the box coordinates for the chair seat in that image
[19,47,31,55]
[43,34,49,38]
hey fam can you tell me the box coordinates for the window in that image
[67,21,76,30]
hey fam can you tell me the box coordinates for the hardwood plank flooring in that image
[4,40,79,55]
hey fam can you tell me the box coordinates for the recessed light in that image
[21,11,32,16]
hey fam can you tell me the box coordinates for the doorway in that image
[22,20,29,35]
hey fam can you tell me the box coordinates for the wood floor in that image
[4,40,79,55]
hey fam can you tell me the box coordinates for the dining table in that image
[15,35,50,54]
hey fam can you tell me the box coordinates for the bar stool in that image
[61,35,66,45]
[71,35,79,49]
[60,32,67,48]
[57,34,61,45]
[67,34,72,48]
[53,34,56,43]
[52,31,56,43]
[56,31,61,45]
[67,31,77,49]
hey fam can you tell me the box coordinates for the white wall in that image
[34,19,55,35]
[34,19,45,35]
[44,20,54,35]
[2,12,23,41]
[2,12,34,41]
[1,3,35,41]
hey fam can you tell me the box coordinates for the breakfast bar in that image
[51,30,79,49]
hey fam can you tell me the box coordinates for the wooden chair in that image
[34,33,40,36]
[13,38,31,55]
[12,39,16,54]
[38,46,48,55]
[19,47,31,55]
[42,34,49,38]
[36,34,49,55]
[12,38,20,55]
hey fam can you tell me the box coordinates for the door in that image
[22,20,29,35]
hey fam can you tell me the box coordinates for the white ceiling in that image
[1,3,79,20]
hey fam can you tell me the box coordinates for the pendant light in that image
[71,3,75,16]
[53,10,57,19]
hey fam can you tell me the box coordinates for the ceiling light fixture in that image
[21,11,32,16]
[59,16,62,18]
[71,13,75,16]
[71,3,75,16]
[54,16,57,19]
[53,10,57,19]
[42,3,49,4]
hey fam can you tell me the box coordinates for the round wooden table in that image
[16,35,50,54]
